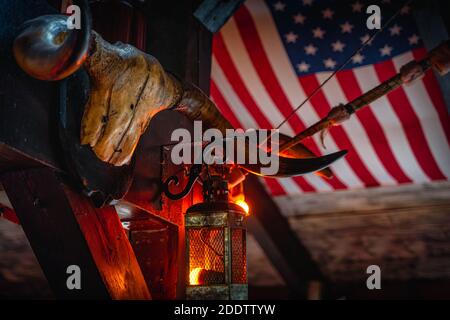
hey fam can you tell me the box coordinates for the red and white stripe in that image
[211,0,450,195]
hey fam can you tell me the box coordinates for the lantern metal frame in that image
[185,200,248,300]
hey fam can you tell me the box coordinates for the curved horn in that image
[13,0,92,81]
[240,150,347,177]
[173,83,346,177]
[278,133,333,179]
[202,136,347,178]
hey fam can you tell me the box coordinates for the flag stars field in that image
[293,13,306,24]
[297,62,310,73]
[324,58,337,69]
[351,1,364,13]
[322,8,334,20]
[360,34,373,45]
[390,24,402,36]
[380,44,393,56]
[340,21,354,34]
[312,27,326,39]
[304,43,318,55]
[352,53,365,64]
[331,40,346,52]
[273,1,285,11]
[408,34,420,45]
[285,31,299,43]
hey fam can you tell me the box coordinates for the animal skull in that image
[13,0,345,177]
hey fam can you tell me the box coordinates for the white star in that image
[400,5,411,15]
[389,24,402,36]
[408,34,420,45]
[274,1,286,11]
[324,58,337,69]
[352,1,364,12]
[352,53,365,64]
[340,21,354,34]
[360,34,373,45]
[293,13,306,24]
[331,40,346,52]
[303,0,313,6]
[285,32,299,44]
[380,44,393,57]
[312,27,326,39]
[322,8,334,19]
[304,43,318,55]
[297,62,310,73]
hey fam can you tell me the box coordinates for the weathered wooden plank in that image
[144,0,212,91]
[194,0,245,33]
[0,143,42,173]
[246,234,285,287]
[244,175,325,298]
[265,181,450,284]
[274,181,450,217]
[1,168,150,299]
[413,0,450,112]
[0,0,62,172]
[124,217,179,299]
[289,206,450,282]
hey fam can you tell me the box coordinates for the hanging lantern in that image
[185,175,247,300]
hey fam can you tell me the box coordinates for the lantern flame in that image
[189,267,205,285]
[235,199,250,215]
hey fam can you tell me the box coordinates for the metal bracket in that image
[161,164,202,200]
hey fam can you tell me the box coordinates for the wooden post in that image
[142,0,214,299]
[413,0,450,112]
[1,168,150,299]
[245,175,325,298]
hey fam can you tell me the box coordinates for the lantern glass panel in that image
[188,227,225,285]
[231,228,246,284]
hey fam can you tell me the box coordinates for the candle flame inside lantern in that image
[189,267,205,285]
[235,200,249,215]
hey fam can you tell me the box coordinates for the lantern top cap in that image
[186,201,246,216]
[185,202,246,228]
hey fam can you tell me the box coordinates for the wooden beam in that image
[144,0,212,92]
[0,1,62,172]
[273,181,450,217]
[276,182,450,284]
[124,217,179,299]
[1,168,150,299]
[194,0,245,33]
[244,175,325,298]
[413,0,450,112]
[140,0,214,298]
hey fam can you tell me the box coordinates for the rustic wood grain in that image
[1,168,150,299]
[273,182,450,283]
[245,175,324,298]
[274,181,450,217]
[125,218,179,299]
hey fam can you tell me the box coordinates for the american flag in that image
[210,0,450,195]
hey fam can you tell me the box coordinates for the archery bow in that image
[279,40,450,152]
